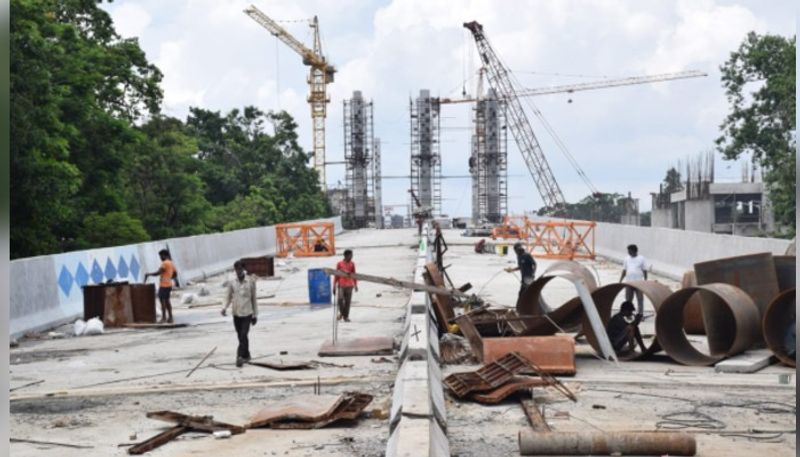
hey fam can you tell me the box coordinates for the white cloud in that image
[109,3,152,39]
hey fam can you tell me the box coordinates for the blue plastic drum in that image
[307,268,332,305]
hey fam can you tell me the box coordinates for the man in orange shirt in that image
[333,249,357,322]
[145,249,180,323]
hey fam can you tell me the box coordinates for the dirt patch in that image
[10,349,88,365]
[11,397,104,415]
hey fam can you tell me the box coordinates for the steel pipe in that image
[581,280,673,360]
[774,255,796,292]
[656,283,760,366]
[763,288,796,367]
[518,431,696,456]
[680,270,705,334]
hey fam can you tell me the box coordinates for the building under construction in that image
[342,91,376,229]
[469,89,508,225]
[409,89,442,216]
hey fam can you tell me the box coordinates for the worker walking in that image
[619,244,648,320]
[144,249,179,323]
[333,249,358,322]
[221,261,258,367]
[505,242,537,297]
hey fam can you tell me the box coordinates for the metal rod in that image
[518,431,697,456]
[186,346,217,378]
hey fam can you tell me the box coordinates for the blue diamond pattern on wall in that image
[90,259,104,284]
[118,256,129,278]
[130,255,140,280]
[75,262,89,287]
[104,258,117,281]
[58,266,74,296]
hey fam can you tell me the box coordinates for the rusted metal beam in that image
[128,425,190,455]
[322,268,474,299]
[763,288,796,367]
[471,377,548,404]
[518,431,697,456]
[520,399,551,431]
[656,283,760,366]
[146,411,246,434]
[444,352,532,398]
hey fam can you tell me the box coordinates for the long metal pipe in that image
[581,280,673,360]
[763,288,796,367]
[518,431,696,456]
[656,283,760,366]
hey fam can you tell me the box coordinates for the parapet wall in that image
[593,221,792,280]
[10,216,343,338]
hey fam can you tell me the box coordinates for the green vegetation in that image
[11,0,330,258]
[717,32,796,234]
[538,192,632,223]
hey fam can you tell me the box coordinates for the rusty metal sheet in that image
[680,271,705,335]
[270,393,373,429]
[471,377,549,404]
[655,283,761,366]
[452,314,485,362]
[763,288,796,367]
[240,256,275,277]
[130,411,245,455]
[82,285,106,320]
[515,274,586,335]
[130,284,156,323]
[774,256,796,292]
[444,352,532,398]
[580,280,672,361]
[482,336,576,375]
[103,284,134,327]
[248,395,344,428]
[318,336,394,357]
[694,253,779,333]
[424,262,456,333]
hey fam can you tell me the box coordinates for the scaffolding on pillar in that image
[373,138,383,228]
[343,91,375,229]
[471,90,507,224]
[409,89,441,216]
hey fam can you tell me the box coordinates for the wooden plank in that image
[521,399,551,432]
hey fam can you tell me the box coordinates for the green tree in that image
[78,211,150,248]
[11,0,162,257]
[716,32,796,232]
[662,167,683,194]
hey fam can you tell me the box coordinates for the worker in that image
[505,242,536,297]
[313,239,328,252]
[221,261,257,367]
[144,249,179,323]
[606,301,646,355]
[619,244,648,320]
[333,249,358,322]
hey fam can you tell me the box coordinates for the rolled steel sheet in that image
[680,270,705,334]
[656,283,760,366]
[763,288,796,367]
[518,431,696,456]
[694,253,779,330]
[580,280,673,360]
[515,261,599,334]
[773,256,796,292]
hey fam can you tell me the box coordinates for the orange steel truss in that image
[276,222,336,257]
[524,219,596,260]
[490,215,526,240]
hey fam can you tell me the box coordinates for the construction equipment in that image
[462,20,706,211]
[244,5,335,189]
[276,222,335,257]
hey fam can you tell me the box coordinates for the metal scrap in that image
[521,399,551,431]
[128,411,245,455]
[444,352,533,398]
[248,392,373,429]
[762,288,796,367]
[518,431,697,456]
[471,377,548,404]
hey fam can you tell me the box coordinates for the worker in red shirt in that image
[333,249,358,322]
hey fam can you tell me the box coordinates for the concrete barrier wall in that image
[593,222,792,280]
[10,216,342,338]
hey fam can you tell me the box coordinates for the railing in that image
[276,222,336,257]
[491,216,596,260]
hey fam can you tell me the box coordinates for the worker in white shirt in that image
[619,244,648,321]
[221,261,258,367]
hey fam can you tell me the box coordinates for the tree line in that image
[11,0,330,259]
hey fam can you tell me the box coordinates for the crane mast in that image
[464,21,566,210]
[244,5,335,189]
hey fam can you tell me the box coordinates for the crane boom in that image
[438,70,707,105]
[244,5,335,189]
[464,21,566,209]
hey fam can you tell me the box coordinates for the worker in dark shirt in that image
[505,242,537,298]
[606,301,646,354]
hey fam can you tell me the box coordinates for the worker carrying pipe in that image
[505,242,537,298]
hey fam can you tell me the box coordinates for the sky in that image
[102,0,795,218]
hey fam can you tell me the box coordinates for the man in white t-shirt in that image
[619,244,648,319]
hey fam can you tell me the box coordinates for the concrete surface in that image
[9,227,796,457]
[10,228,416,457]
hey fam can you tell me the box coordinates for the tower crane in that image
[463,20,705,210]
[244,5,335,189]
